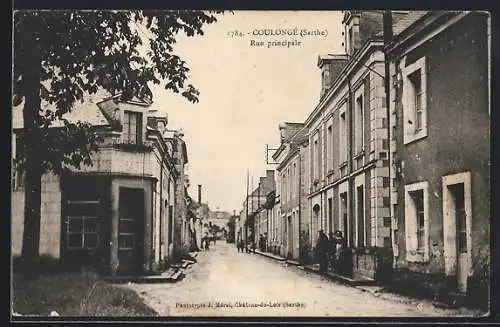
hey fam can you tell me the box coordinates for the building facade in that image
[12,93,190,276]
[273,123,310,262]
[303,11,403,281]
[388,11,490,302]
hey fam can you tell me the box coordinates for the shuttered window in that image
[404,181,429,262]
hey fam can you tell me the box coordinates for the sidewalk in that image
[252,249,485,314]
[253,249,377,287]
[302,264,377,286]
[104,253,198,284]
[254,249,286,261]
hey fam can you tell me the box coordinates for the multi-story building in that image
[387,11,490,303]
[12,92,189,276]
[273,123,310,261]
[250,170,275,247]
[302,11,415,281]
[239,170,275,247]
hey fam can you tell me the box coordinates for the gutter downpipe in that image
[298,149,302,264]
[383,10,396,270]
[346,70,354,251]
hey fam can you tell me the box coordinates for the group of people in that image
[315,229,346,275]
[236,238,256,253]
[201,233,216,251]
[258,234,268,252]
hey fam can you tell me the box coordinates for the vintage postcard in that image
[11,9,491,319]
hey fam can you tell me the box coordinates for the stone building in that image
[240,170,275,247]
[301,11,413,281]
[12,92,189,276]
[387,11,490,303]
[272,123,310,262]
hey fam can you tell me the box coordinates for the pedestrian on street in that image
[315,230,329,274]
[251,240,256,254]
[328,231,335,272]
[203,233,210,251]
[237,239,244,253]
[333,230,345,274]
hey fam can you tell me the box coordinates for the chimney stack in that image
[198,184,202,204]
[317,54,348,99]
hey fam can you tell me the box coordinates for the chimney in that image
[198,184,202,204]
[317,54,348,99]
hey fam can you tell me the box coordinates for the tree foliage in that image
[12,9,221,269]
[13,9,220,172]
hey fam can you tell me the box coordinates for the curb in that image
[254,250,287,262]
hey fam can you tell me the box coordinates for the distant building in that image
[273,123,309,261]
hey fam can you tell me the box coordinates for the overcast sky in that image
[150,11,344,213]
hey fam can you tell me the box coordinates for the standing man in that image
[315,230,329,274]
[333,230,345,274]
[328,231,335,272]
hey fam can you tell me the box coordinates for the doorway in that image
[118,187,145,275]
[443,172,472,294]
[340,192,349,246]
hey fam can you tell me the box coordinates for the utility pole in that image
[245,170,249,246]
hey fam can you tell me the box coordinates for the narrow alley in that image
[126,242,483,317]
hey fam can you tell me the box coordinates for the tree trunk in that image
[20,44,42,277]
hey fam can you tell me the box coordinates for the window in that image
[339,191,350,246]
[327,124,333,172]
[328,197,333,233]
[312,134,319,181]
[123,111,143,144]
[356,185,365,247]
[287,168,291,201]
[403,57,427,144]
[354,88,364,154]
[339,105,348,164]
[451,183,467,253]
[413,190,425,252]
[281,174,285,202]
[404,181,429,262]
[67,215,100,249]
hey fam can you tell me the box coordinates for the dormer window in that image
[123,111,143,144]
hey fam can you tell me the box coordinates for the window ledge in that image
[339,161,348,169]
[404,132,428,145]
[326,170,334,177]
[112,142,153,152]
[406,251,429,263]
[353,149,365,159]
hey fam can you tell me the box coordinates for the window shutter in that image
[405,192,418,262]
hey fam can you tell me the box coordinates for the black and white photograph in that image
[10,9,492,319]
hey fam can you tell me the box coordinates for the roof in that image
[277,127,308,171]
[11,91,155,131]
[12,91,113,130]
[375,11,429,37]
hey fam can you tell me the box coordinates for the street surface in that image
[127,242,484,317]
